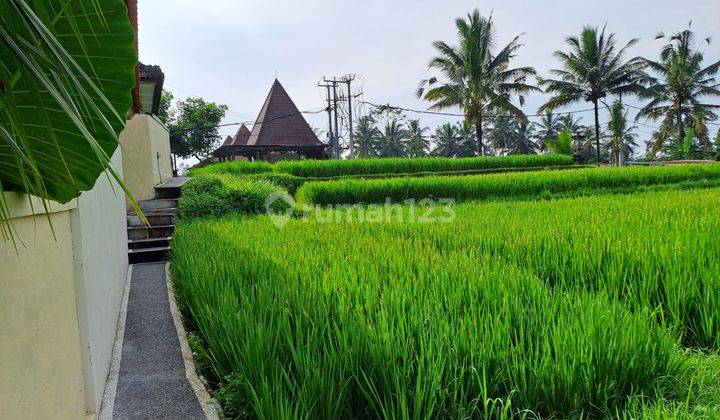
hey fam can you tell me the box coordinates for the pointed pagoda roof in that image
[232,124,251,145]
[221,135,234,146]
[246,79,323,147]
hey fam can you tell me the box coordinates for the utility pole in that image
[319,75,358,159]
[332,82,340,158]
[344,75,355,158]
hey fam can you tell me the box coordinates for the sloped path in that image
[103,262,209,419]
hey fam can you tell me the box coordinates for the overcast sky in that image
[138,0,720,158]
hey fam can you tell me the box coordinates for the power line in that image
[168,107,327,134]
[360,101,598,119]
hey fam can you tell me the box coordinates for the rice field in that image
[171,187,720,418]
[296,163,720,205]
[191,153,573,179]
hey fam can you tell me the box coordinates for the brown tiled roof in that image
[247,80,323,147]
[232,124,251,145]
[221,135,233,146]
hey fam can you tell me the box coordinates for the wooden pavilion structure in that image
[213,80,328,162]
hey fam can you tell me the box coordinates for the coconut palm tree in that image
[456,121,478,157]
[507,120,539,154]
[352,116,380,158]
[417,10,538,156]
[405,119,430,157]
[539,25,645,165]
[431,123,461,157]
[534,112,563,151]
[636,27,720,156]
[487,113,515,153]
[606,100,639,164]
[377,119,407,157]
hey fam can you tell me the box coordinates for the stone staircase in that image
[127,178,187,264]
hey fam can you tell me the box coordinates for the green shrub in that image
[178,175,291,219]
[296,163,720,205]
[273,153,573,177]
[188,160,273,177]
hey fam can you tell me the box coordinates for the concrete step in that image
[128,236,172,250]
[127,214,175,227]
[155,177,189,200]
[127,225,174,240]
[128,246,170,264]
[138,199,178,211]
[129,208,178,218]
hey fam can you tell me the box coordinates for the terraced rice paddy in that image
[172,182,720,418]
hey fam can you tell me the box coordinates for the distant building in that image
[213,79,328,162]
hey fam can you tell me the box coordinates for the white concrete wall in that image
[0,149,129,419]
[71,149,129,414]
[120,114,172,208]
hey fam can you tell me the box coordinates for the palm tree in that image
[487,113,515,153]
[405,119,430,157]
[534,112,563,151]
[417,10,538,156]
[456,121,478,157]
[507,120,538,154]
[539,25,645,165]
[377,119,407,157]
[431,123,461,157]
[1,0,140,238]
[352,116,380,158]
[636,27,720,156]
[606,100,638,164]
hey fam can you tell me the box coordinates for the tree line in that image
[407,10,720,164]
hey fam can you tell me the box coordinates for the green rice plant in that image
[178,174,290,219]
[296,163,720,205]
[273,153,573,178]
[188,160,273,177]
[169,188,720,418]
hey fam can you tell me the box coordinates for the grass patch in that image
[188,160,273,177]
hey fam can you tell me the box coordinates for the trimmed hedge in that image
[188,160,273,177]
[191,154,575,180]
[296,163,720,205]
[178,175,291,219]
[273,153,574,177]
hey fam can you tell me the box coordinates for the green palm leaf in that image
[0,0,137,236]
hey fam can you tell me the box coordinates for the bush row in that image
[178,175,290,219]
[296,163,720,205]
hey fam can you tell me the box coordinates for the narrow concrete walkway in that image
[110,263,206,419]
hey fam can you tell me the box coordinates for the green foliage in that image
[417,9,538,155]
[296,163,720,205]
[0,0,136,211]
[188,160,273,177]
[178,175,290,219]
[664,128,703,160]
[166,97,228,160]
[546,129,574,155]
[273,153,572,178]
[170,188,720,417]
